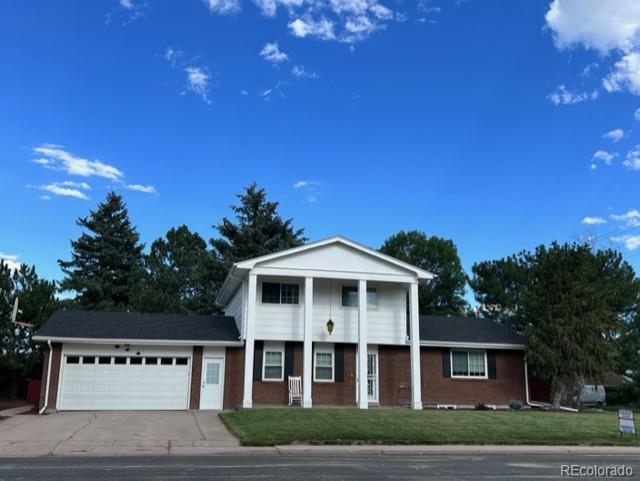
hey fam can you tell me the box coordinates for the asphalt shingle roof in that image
[35,310,241,342]
[420,315,525,345]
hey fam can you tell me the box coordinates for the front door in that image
[367,350,379,403]
[200,357,223,410]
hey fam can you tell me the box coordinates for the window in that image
[98,356,111,365]
[341,286,377,307]
[114,357,127,365]
[261,282,299,304]
[82,356,96,364]
[160,357,173,365]
[314,345,334,382]
[175,357,188,366]
[451,350,486,378]
[66,356,80,364]
[145,357,158,365]
[263,346,284,381]
[130,357,142,365]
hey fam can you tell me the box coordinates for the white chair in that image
[288,376,302,406]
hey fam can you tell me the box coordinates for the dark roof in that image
[35,310,241,343]
[420,315,525,345]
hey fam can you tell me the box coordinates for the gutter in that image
[524,359,579,413]
[38,340,52,415]
[32,336,244,347]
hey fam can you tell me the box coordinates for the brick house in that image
[34,236,526,412]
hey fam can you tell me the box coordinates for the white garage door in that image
[58,345,191,410]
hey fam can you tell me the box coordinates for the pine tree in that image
[58,192,144,310]
[137,225,217,314]
[210,183,306,293]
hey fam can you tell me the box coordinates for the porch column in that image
[357,279,368,409]
[409,282,423,410]
[303,277,313,408]
[242,273,257,409]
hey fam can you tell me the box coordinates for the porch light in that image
[326,318,334,335]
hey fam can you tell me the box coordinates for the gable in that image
[255,242,417,277]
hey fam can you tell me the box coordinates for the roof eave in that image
[32,335,244,347]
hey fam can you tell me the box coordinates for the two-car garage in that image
[57,345,192,411]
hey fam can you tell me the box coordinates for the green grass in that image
[219,408,640,447]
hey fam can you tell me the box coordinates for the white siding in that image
[224,285,244,335]
[253,277,408,345]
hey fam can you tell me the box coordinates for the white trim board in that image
[419,340,525,350]
[32,336,243,347]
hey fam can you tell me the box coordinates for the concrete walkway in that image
[0,411,239,457]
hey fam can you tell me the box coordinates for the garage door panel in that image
[59,347,191,411]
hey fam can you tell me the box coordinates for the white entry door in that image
[200,357,224,410]
[367,350,379,403]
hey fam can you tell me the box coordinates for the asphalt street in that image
[0,454,638,481]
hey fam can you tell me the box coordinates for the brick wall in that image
[378,345,412,407]
[421,347,526,406]
[189,346,203,410]
[38,342,62,411]
[223,346,245,409]
[312,343,356,406]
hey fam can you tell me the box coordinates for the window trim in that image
[313,344,335,383]
[262,342,285,382]
[340,285,378,309]
[450,349,488,379]
[260,281,301,306]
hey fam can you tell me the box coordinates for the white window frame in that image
[340,285,378,309]
[313,343,335,383]
[262,342,285,382]
[450,349,488,379]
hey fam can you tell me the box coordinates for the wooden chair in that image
[288,376,302,406]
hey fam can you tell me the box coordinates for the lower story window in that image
[451,350,486,378]
[263,346,284,381]
[314,345,334,382]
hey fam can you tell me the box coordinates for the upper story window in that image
[341,286,377,307]
[451,350,487,378]
[262,282,299,304]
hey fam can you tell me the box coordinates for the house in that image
[33,236,527,412]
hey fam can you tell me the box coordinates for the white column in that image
[409,282,423,410]
[303,277,313,408]
[242,274,257,409]
[357,279,368,409]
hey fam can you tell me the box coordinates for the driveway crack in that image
[191,411,206,441]
[51,413,96,455]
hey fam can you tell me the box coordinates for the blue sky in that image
[2,0,640,294]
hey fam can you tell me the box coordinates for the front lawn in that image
[219,408,640,446]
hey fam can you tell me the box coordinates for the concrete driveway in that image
[0,411,239,456]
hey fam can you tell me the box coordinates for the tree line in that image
[1,183,639,408]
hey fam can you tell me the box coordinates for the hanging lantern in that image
[326,318,334,335]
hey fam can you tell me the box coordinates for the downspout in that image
[38,340,53,415]
[524,359,578,412]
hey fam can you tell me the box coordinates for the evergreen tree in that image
[137,225,217,314]
[210,183,306,292]
[58,192,144,310]
[379,230,469,315]
[470,243,639,409]
[0,261,58,396]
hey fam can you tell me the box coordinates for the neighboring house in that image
[34,236,526,412]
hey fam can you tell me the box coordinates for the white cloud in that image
[259,42,289,64]
[289,17,336,40]
[635,107,640,120]
[40,195,52,201]
[293,180,320,202]
[32,144,123,180]
[293,180,318,188]
[120,0,134,8]
[545,0,640,54]
[31,183,89,200]
[602,128,624,142]
[254,0,305,17]
[126,184,156,193]
[547,85,598,105]
[612,234,640,251]
[241,89,249,96]
[603,52,640,95]
[0,253,21,271]
[291,64,318,78]
[611,209,640,223]
[184,66,212,104]
[55,180,91,190]
[582,216,606,225]
[593,150,616,165]
[203,0,241,15]
[623,145,640,170]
